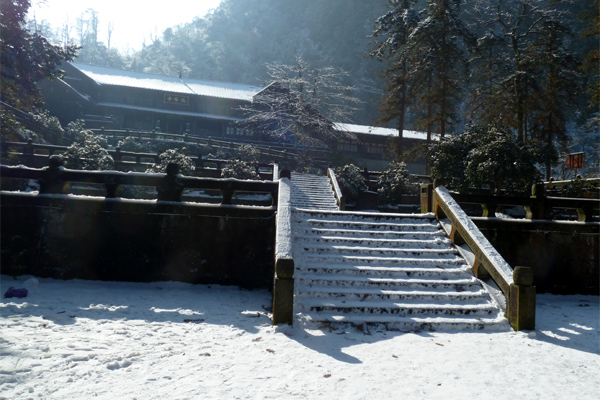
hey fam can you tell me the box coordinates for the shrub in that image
[146,148,195,175]
[377,162,418,204]
[428,123,542,193]
[237,144,262,163]
[64,119,85,143]
[30,109,64,144]
[221,158,261,180]
[64,130,114,170]
[117,136,152,153]
[335,164,368,202]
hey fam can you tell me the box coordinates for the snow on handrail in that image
[275,177,293,261]
[327,168,345,210]
[434,186,514,293]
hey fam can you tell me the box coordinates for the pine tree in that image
[370,0,420,159]
[238,56,360,148]
[407,0,472,140]
[1,0,78,140]
[526,19,582,179]
[469,0,574,143]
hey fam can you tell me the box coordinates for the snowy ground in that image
[1,275,598,400]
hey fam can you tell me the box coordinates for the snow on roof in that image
[334,122,438,141]
[96,102,242,121]
[71,63,263,101]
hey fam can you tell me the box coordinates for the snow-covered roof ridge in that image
[333,122,440,141]
[71,63,264,101]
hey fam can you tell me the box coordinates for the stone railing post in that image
[25,138,34,155]
[113,146,122,162]
[157,163,183,201]
[38,155,65,194]
[105,175,119,198]
[420,182,433,213]
[508,266,536,331]
[221,181,234,205]
[526,183,547,220]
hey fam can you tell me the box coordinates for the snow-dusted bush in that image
[557,177,599,199]
[335,164,368,202]
[428,124,541,193]
[205,149,232,160]
[64,119,85,143]
[221,158,261,180]
[30,109,64,144]
[377,161,418,204]
[237,144,261,162]
[64,130,114,170]
[117,136,152,153]
[146,148,195,175]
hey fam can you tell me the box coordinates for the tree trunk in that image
[546,113,553,180]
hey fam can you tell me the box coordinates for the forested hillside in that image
[125,0,389,124]
[26,0,598,141]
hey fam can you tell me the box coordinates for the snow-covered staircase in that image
[290,173,339,210]
[292,209,509,332]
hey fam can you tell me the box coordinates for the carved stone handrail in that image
[1,140,278,180]
[0,159,279,206]
[91,128,331,162]
[327,168,345,211]
[449,184,599,222]
[272,176,294,325]
[433,185,535,331]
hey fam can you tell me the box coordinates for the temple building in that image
[41,63,433,172]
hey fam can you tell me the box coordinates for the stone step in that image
[289,204,508,332]
[297,312,509,332]
[296,285,488,302]
[296,262,470,277]
[297,227,447,239]
[296,273,480,291]
[294,234,451,249]
[297,219,441,232]
[298,244,460,259]
[298,298,498,317]
[301,253,465,267]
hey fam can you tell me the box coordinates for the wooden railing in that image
[1,140,279,181]
[0,156,279,206]
[433,185,535,331]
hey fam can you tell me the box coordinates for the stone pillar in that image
[272,258,294,325]
[38,155,65,194]
[420,183,433,213]
[508,266,536,331]
[526,184,547,220]
[157,163,183,201]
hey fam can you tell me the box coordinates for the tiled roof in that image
[334,122,438,141]
[71,63,263,101]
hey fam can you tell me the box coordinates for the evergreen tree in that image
[238,57,360,147]
[468,0,575,143]
[370,0,420,158]
[526,19,582,179]
[406,0,472,140]
[1,0,78,140]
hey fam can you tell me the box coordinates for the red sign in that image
[566,153,585,169]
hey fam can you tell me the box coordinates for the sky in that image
[27,0,223,52]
